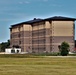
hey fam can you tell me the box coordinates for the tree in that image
[0,44,1,52]
[0,40,10,52]
[59,41,70,56]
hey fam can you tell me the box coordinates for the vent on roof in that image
[34,18,36,20]
[55,16,61,17]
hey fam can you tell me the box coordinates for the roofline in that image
[11,20,44,28]
[44,18,76,21]
[44,16,76,21]
[10,16,76,28]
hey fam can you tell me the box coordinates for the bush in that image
[59,41,70,56]
[61,49,69,56]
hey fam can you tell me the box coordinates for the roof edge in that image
[10,16,76,28]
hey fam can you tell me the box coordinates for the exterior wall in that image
[10,24,32,53]
[5,48,21,54]
[23,24,32,53]
[45,21,52,53]
[10,26,19,46]
[10,19,75,53]
[10,25,24,52]
[51,21,74,52]
[32,22,46,53]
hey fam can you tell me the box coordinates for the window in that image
[11,49,15,53]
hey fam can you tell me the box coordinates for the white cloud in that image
[19,1,30,4]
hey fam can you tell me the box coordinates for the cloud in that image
[19,1,30,4]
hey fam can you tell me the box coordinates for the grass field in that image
[0,56,76,75]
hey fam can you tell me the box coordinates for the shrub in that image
[59,41,70,56]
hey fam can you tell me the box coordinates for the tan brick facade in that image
[10,16,76,53]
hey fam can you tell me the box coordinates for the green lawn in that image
[0,57,76,75]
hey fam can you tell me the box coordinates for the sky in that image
[0,0,76,43]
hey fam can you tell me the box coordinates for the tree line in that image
[0,40,10,52]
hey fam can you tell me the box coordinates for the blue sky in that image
[0,0,76,43]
